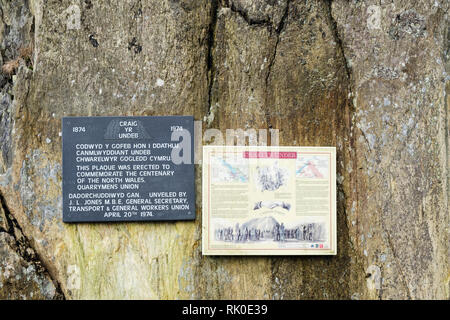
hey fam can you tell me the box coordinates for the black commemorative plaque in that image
[62,116,195,222]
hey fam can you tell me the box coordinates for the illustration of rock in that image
[253,201,291,211]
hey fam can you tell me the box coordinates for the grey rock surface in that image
[0,0,447,299]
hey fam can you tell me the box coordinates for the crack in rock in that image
[0,193,65,299]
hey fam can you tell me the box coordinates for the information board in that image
[202,146,336,255]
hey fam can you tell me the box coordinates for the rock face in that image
[0,198,62,299]
[0,0,447,299]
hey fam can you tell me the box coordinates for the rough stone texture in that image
[0,0,447,299]
[0,197,62,299]
[332,0,449,299]
[0,232,55,299]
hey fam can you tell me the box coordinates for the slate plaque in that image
[62,116,195,222]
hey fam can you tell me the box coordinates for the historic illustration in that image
[203,146,336,256]
[253,201,291,211]
[214,217,326,243]
[256,162,288,191]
